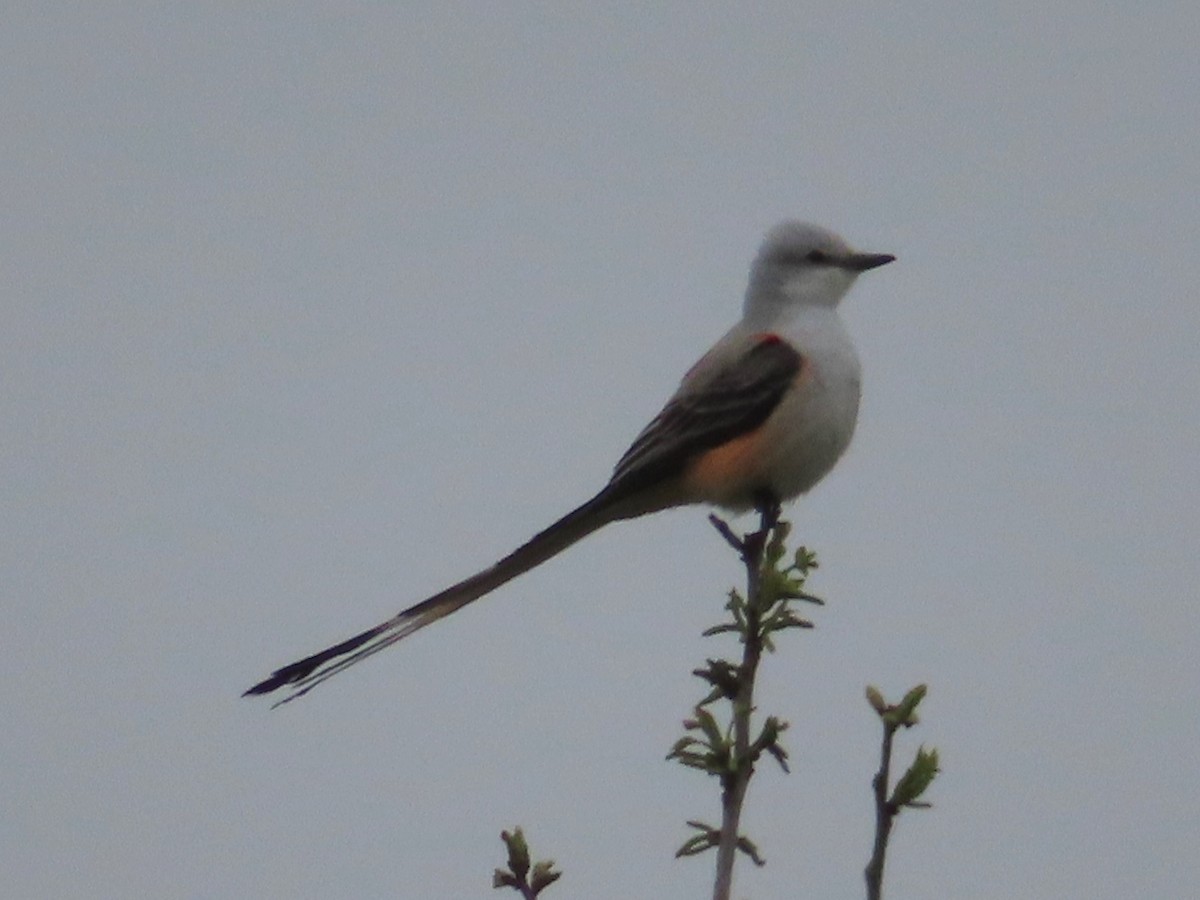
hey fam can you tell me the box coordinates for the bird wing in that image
[606,333,802,499]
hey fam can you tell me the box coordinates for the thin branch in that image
[863,685,938,900]
[864,721,896,900]
[711,500,778,900]
[671,498,811,898]
[494,828,560,898]
[707,514,744,553]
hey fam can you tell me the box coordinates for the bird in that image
[245,221,894,704]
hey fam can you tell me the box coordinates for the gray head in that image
[747,221,894,314]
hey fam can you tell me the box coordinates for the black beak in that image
[841,252,896,272]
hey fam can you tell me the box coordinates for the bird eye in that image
[805,250,829,264]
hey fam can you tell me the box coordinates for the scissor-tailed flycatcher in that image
[246,221,894,704]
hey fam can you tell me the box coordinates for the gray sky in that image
[4,4,1198,898]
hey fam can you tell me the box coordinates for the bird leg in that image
[742,491,782,561]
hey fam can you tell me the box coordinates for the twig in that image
[670,498,810,899]
[863,685,939,900]
[864,721,896,900]
[494,828,561,898]
[711,500,777,900]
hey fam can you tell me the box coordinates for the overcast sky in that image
[4,4,1198,899]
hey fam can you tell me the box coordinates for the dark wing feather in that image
[606,336,802,498]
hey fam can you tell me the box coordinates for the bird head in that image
[747,221,894,314]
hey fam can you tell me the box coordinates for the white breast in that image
[759,307,862,501]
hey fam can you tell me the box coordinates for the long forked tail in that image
[243,490,621,706]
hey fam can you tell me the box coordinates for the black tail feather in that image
[243,487,629,703]
[242,624,384,696]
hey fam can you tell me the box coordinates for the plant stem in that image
[711,503,775,900]
[864,720,896,900]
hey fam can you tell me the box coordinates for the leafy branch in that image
[668,500,822,900]
[494,828,561,899]
[863,685,940,900]
[488,514,939,900]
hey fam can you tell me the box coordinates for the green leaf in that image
[900,684,927,712]
[530,861,561,893]
[493,869,518,889]
[692,659,741,699]
[667,735,703,756]
[693,707,725,747]
[500,828,530,880]
[884,683,927,727]
[890,746,940,808]
[762,609,813,633]
[792,546,817,571]
[675,834,716,857]
[736,834,767,866]
[675,821,719,858]
[772,586,809,602]
[672,753,718,772]
[702,622,740,637]
[892,686,926,729]
[751,716,791,772]
[865,685,888,715]
[787,591,824,605]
